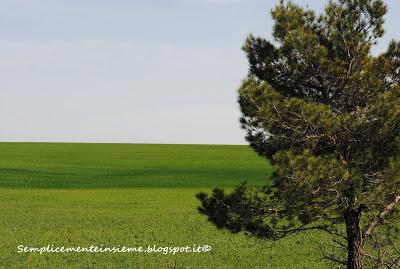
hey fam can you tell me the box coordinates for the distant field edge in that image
[0,142,272,189]
[0,141,249,147]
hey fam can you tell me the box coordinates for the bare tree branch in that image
[363,195,400,239]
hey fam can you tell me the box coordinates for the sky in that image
[1,0,399,145]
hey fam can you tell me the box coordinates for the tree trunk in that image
[344,209,363,269]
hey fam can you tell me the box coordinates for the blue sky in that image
[1,0,399,144]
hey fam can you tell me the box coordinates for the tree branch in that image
[363,195,400,239]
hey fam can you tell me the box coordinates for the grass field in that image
[0,142,328,268]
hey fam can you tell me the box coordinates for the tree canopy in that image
[197,1,400,268]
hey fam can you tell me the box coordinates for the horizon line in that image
[0,141,249,146]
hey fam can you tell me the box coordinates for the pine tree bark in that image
[344,209,363,269]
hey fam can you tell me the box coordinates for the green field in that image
[0,143,328,268]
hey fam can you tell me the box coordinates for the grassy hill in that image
[0,143,328,268]
[0,143,270,188]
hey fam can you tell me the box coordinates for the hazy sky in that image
[1,0,399,144]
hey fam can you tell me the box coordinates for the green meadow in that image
[0,142,328,268]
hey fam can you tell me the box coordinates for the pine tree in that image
[197,1,400,268]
